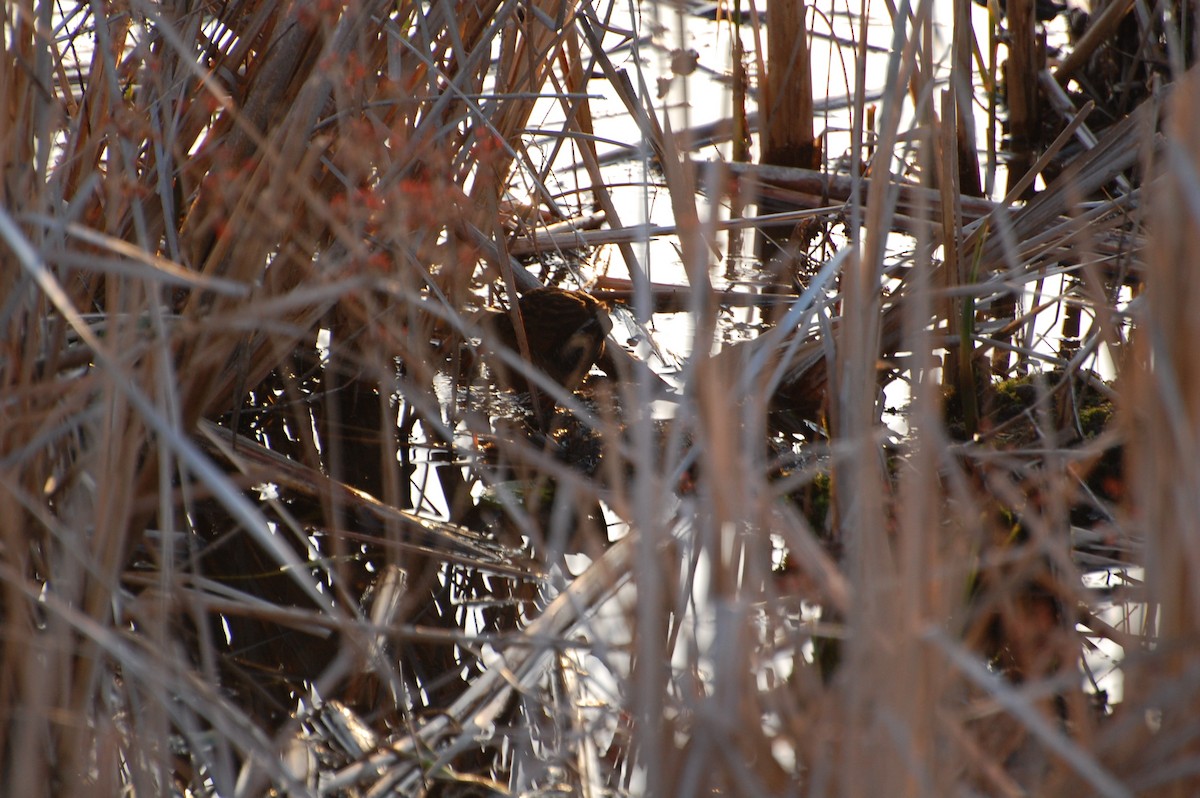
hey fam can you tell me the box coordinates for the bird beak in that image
[597,309,614,336]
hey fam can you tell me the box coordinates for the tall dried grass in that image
[0,0,1193,794]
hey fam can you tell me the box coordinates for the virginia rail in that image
[483,287,613,400]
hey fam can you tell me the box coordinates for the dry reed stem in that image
[0,0,1186,793]
[1120,67,1200,795]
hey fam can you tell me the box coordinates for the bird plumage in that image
[484,287,613,397]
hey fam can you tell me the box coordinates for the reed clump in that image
[0,0,1194,794]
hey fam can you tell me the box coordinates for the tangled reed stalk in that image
[1,0,1196,794]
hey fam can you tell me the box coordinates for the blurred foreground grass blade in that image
[1122,67,1200,792]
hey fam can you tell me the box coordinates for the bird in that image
[972,0,1067,22]
[482,286,613,401]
